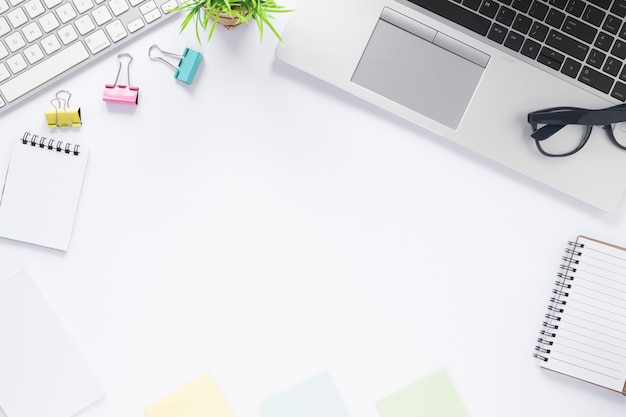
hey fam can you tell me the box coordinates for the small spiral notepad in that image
[534,235,626,394]
[0,132,88,251]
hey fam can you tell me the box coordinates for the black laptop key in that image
[546,9,566,28]
[463,0,482,11]
[583,5,606,26]
[549,0,567,10]
[504,31,525,51]
[513,14,533,33]
[603,14,621,34]
[538,51,564,70]
[594,32,615,52]
[479,1,499,18]
[588,0,612,10]
[407,0,491,36]
[496,6,517,26]
[566,0,586,17]
[546,30,589,60]
[562,58,582,78]
[488,23,508,43]
[530,1,549,20]
[611,81,626,101]
[587,49,606,68]
[530,21,550,41]
[521,38,541,58]
[603,56,622,77]
[512,0,532,13]
[612,39,626,59]
[579,66,614,93]
[562,17,597,44]
[612,0,626,17]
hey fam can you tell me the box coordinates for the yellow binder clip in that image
[45,90,82,128]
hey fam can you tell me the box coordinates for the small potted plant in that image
[173,0,291,42]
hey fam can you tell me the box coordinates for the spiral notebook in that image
[534,235,626,394]
[0,132,88,251]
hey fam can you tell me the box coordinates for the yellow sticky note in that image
[144,373,235,417]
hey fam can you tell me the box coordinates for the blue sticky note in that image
[260,372,351,417]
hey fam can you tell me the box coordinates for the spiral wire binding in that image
[20,131,80,156]
[534,240,585,362]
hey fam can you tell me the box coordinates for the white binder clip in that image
[103,53,139,105]
[45,90,82,127]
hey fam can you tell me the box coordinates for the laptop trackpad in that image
[352,11,488,129]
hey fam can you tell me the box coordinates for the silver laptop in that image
[276,0,626,212]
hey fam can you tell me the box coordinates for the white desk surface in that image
[2,2,626,416]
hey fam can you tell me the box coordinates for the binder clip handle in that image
[103,53,139,105]
[45,89,82,127]
[148,44,202,85]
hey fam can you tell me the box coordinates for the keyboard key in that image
[529,1,549,20]
[521,37,541,59]
[23,43,43,63]
[56,3,77,23]
[603,56,621,77]
[588,0,611,9]
[611,39,626,59]
[587,48,606,68]
[108,0,129,15]
[538,46,564,70]
[40,33,61,54]
[21,21,42,41]
[144,7,161,22]
[549,0,567,9]
[5,32,25,52]
[488,23,507,43]
[8,7,28,27]
[611,0,626,17]
[561,57,582,78]
[0,63,10,82]
[529,21,549,41]
[611,81,626,101]
[603,14,621,34]
[496,6,516,26]
[7,53,27,73]
[0,41,89,102]
[58,24,78,44]
[512,0,532,13]
[479,0,499,18]
[561,16,597,43]
[126,17,144,32]
[75,15,95,34]
[545,29,589,60]
[0,42,8,59]
[38,12,59,32]
[579,65,613,93]
[0,17,10,36]
[512,14,532,33]
[582,4,605,26]
[566,0,585,17]
[0,0,9,13]
[504,31,524,51]
[73,0,94,13]
[23,0,44,18]
[105,19,127,42]
[546,9,566,28]
[92,4,112,24]
[594,32,614,51]
[84,28,110,53]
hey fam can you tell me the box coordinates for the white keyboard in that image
[0,0,179,115]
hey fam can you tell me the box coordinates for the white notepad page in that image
[0,270,105,417]
[0,136,88,250]
[538,236,626,393]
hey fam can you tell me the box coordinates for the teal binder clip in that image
[148,44,203,85]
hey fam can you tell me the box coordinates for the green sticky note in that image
[377,369,469,417]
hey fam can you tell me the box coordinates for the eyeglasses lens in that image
[535,124,589,156]
[611,122,626,147]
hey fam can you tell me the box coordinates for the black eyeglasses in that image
[527,103,626,157]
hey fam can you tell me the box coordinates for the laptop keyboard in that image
[0,0,179,115]
[408,0,626,101]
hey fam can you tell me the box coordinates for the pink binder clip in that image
[103,53,139,105]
